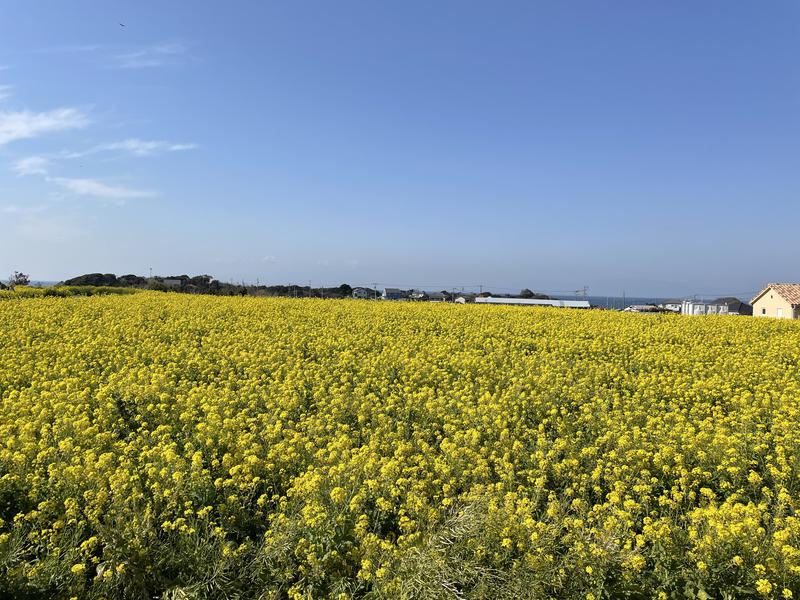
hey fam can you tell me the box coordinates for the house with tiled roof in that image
[751,284,800,319]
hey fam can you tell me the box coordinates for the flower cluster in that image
[1,293,800,598]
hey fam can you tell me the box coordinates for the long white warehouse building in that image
[474,297,591,308]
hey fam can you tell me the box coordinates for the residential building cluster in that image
[625,284,800,320]
[360,283,800,320]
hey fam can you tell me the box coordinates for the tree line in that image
[62,273,357,298]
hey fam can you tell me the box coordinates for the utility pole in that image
[478,284,483,295]
[372,283,378,300]
[149,267,152,280]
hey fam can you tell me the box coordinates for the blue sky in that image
[0,1,798,296]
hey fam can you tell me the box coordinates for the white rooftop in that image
[475,297,590,308]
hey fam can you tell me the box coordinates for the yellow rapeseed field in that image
[2,293,800,599]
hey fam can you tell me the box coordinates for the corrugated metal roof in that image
[475,297,590,308]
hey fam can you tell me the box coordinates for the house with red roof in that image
[751,284,800,319]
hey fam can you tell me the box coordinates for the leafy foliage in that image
[6,271,30,289]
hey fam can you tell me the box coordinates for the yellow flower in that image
[3,292,800,597]
[329,487,346,503]
[756,579,773,596]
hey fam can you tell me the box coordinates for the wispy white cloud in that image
[36,44,102,54]
[0,85,12,101]
[34,42,191,69]
[106,138,197,155]
[13,156,50,176]
[51,177,156,201]
[262,255,278,263]
[0,108,89,145]
[113,42,189,69]
[66,138,198,158]
[1,203,47,215]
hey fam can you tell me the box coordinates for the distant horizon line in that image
[24,275,761,302]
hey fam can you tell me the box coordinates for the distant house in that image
[352,287,372,300]
[681,300,729,316]
[710,297,753,316]
[751,284,800,319]
[407,290,448,302]
[658,299,683,312]
[678,297,752,316]
[382,288,407,301]
[623,305,663,313]
[163,278,183,289]
[475,297,590,309]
